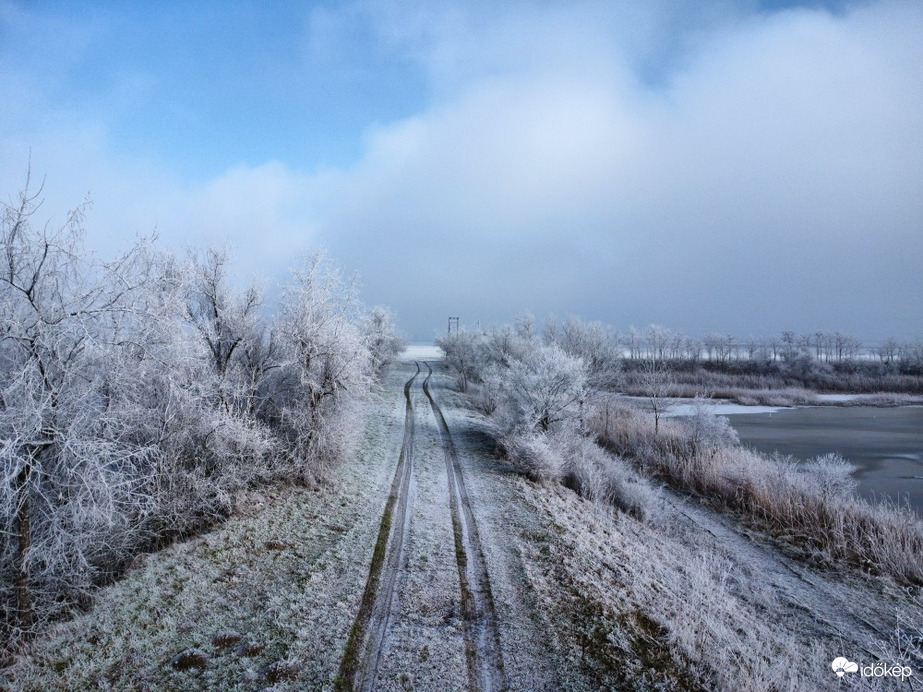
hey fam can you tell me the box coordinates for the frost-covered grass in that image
[3,372,408,691]
[4,486,336,691]
[592,402,923,585]
[520,484,814,689]
[515,474,923,691]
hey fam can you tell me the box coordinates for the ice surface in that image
[664,401,786,417]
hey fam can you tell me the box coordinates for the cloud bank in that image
[320,0,923,339]
[1,0,920,340]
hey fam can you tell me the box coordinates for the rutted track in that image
[337,364,419,692]
[423,363,507,692]
[338,362,506,691]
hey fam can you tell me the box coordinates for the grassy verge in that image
[514,479,838,691]
[4,486,341,690]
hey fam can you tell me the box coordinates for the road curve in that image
[336,364,419,692]
[423,363,507,692]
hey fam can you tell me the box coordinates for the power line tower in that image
[448,316,459,336]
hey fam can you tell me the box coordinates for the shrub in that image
[500,427,660,521]
[0,179,381,648]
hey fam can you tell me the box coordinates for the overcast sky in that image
[2,0,921,341]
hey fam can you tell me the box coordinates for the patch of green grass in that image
[335,470,398,690]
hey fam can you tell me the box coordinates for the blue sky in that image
[2,0,921,340]
[1,2,428,174]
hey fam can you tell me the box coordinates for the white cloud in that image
[155,163,320,274]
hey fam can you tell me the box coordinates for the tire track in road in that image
[423,363,507,692]
[337,363,419,692]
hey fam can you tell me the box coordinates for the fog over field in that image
[2,0,922,340]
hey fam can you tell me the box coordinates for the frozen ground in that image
[7,362,922,690]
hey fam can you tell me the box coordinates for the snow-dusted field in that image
[400,342,444,362]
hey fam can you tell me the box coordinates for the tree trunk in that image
[14,462,32,635]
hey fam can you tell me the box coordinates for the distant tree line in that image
[441,317,923,398]
[612,324,921,371]
[0,176,404,647]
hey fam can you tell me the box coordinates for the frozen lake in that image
[726,406,923,515]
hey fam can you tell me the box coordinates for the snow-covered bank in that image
[664,400,786,417]
[608,394,787,417]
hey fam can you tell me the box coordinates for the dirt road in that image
[337,362,515,691]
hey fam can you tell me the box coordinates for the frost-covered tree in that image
[0,176,392,647]
[130,256,275,534]
[481,324,530,370]
[498,343,588,433]
[876,337,901,365]
[184,246,265,416]
[361,305,406,375]
[237,324,285,419]
[514,312,537,341]
[646,324,671,362]
[703,333,722,363]
[474,362,505,415]
[625,326,642,360]
[274,252,372,468]
[185,246,261,377]
[548,316,620,389]
[0,176,161,637]
[642,325,673,435]
[681,398,740,459]
[436,328,484,393]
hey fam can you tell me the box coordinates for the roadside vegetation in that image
[438,321,660,523]
[0,176,404,653]
[438,315,923,686]
[438,316,923,583]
